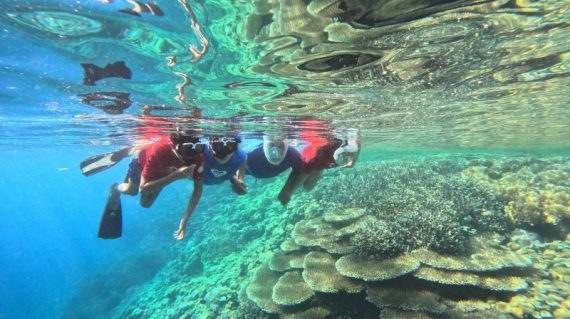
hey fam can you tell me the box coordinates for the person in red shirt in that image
[101,132,206,240]
[117,135,204,203]
[277,133,361,205]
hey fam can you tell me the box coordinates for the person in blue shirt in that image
[246,135,303,203]
[246,135,302,179]
[202,135,248,194]
[173,135,247,241]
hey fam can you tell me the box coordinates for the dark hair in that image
[210,135,240,158]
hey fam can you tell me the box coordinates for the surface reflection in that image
[1,0,569,150]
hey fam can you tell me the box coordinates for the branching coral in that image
[463,158,570,237]
[439,178,510,233]
[309,160,511,259]
[351,210,467,258]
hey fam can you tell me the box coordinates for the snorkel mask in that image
[211,136,239,160]
[172,135,206,164]
[333,130,361,168]
[333,144,358,167]
[263,135,288,165]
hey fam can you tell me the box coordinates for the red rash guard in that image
[138,138,204,182]
[301,137,341,173]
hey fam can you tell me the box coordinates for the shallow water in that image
[0,1,569,319]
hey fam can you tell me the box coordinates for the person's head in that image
[171,134,205,164]
[210,136,240,161]
[333,138,361,168]
[263,134,288,166]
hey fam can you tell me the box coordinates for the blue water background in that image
[0,142,287,319]
[0,147,177,319]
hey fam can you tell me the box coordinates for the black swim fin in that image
[80,147,131,176]
[98,184,122,239]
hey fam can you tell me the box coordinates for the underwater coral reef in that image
[65,156,570,319]
[462,158,570,238]
[239,157,570,318]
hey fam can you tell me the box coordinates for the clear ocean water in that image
[1,1,569,318]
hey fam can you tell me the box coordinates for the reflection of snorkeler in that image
[78,91,132,114]
[225,81,277,89]
[273,83,306,99]
[278,131,361,206]
[81,61,132,86]
[119,0,164,16]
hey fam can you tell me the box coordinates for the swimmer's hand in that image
[175,164,196,179]
[230,176,247,195]
[174,226,186,240]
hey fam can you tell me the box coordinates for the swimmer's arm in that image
[140,165,195,194]
[278,169,307,206]
[175,179,203,240]
[235,163,246,183]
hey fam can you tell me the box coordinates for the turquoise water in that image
[1,0,569,318]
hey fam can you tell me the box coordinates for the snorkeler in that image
[98,132,205,239]
[245,134,303,197]
[201,135,248,195]
[277,131,361,206]
[171,135,249,240]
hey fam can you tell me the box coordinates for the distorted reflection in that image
[78,91,132,114]
[2,1,570,319]
[80,61,132,86]
[119,1,164,17]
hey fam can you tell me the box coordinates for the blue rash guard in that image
[246,145,303,178]
[202,146,247,185]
